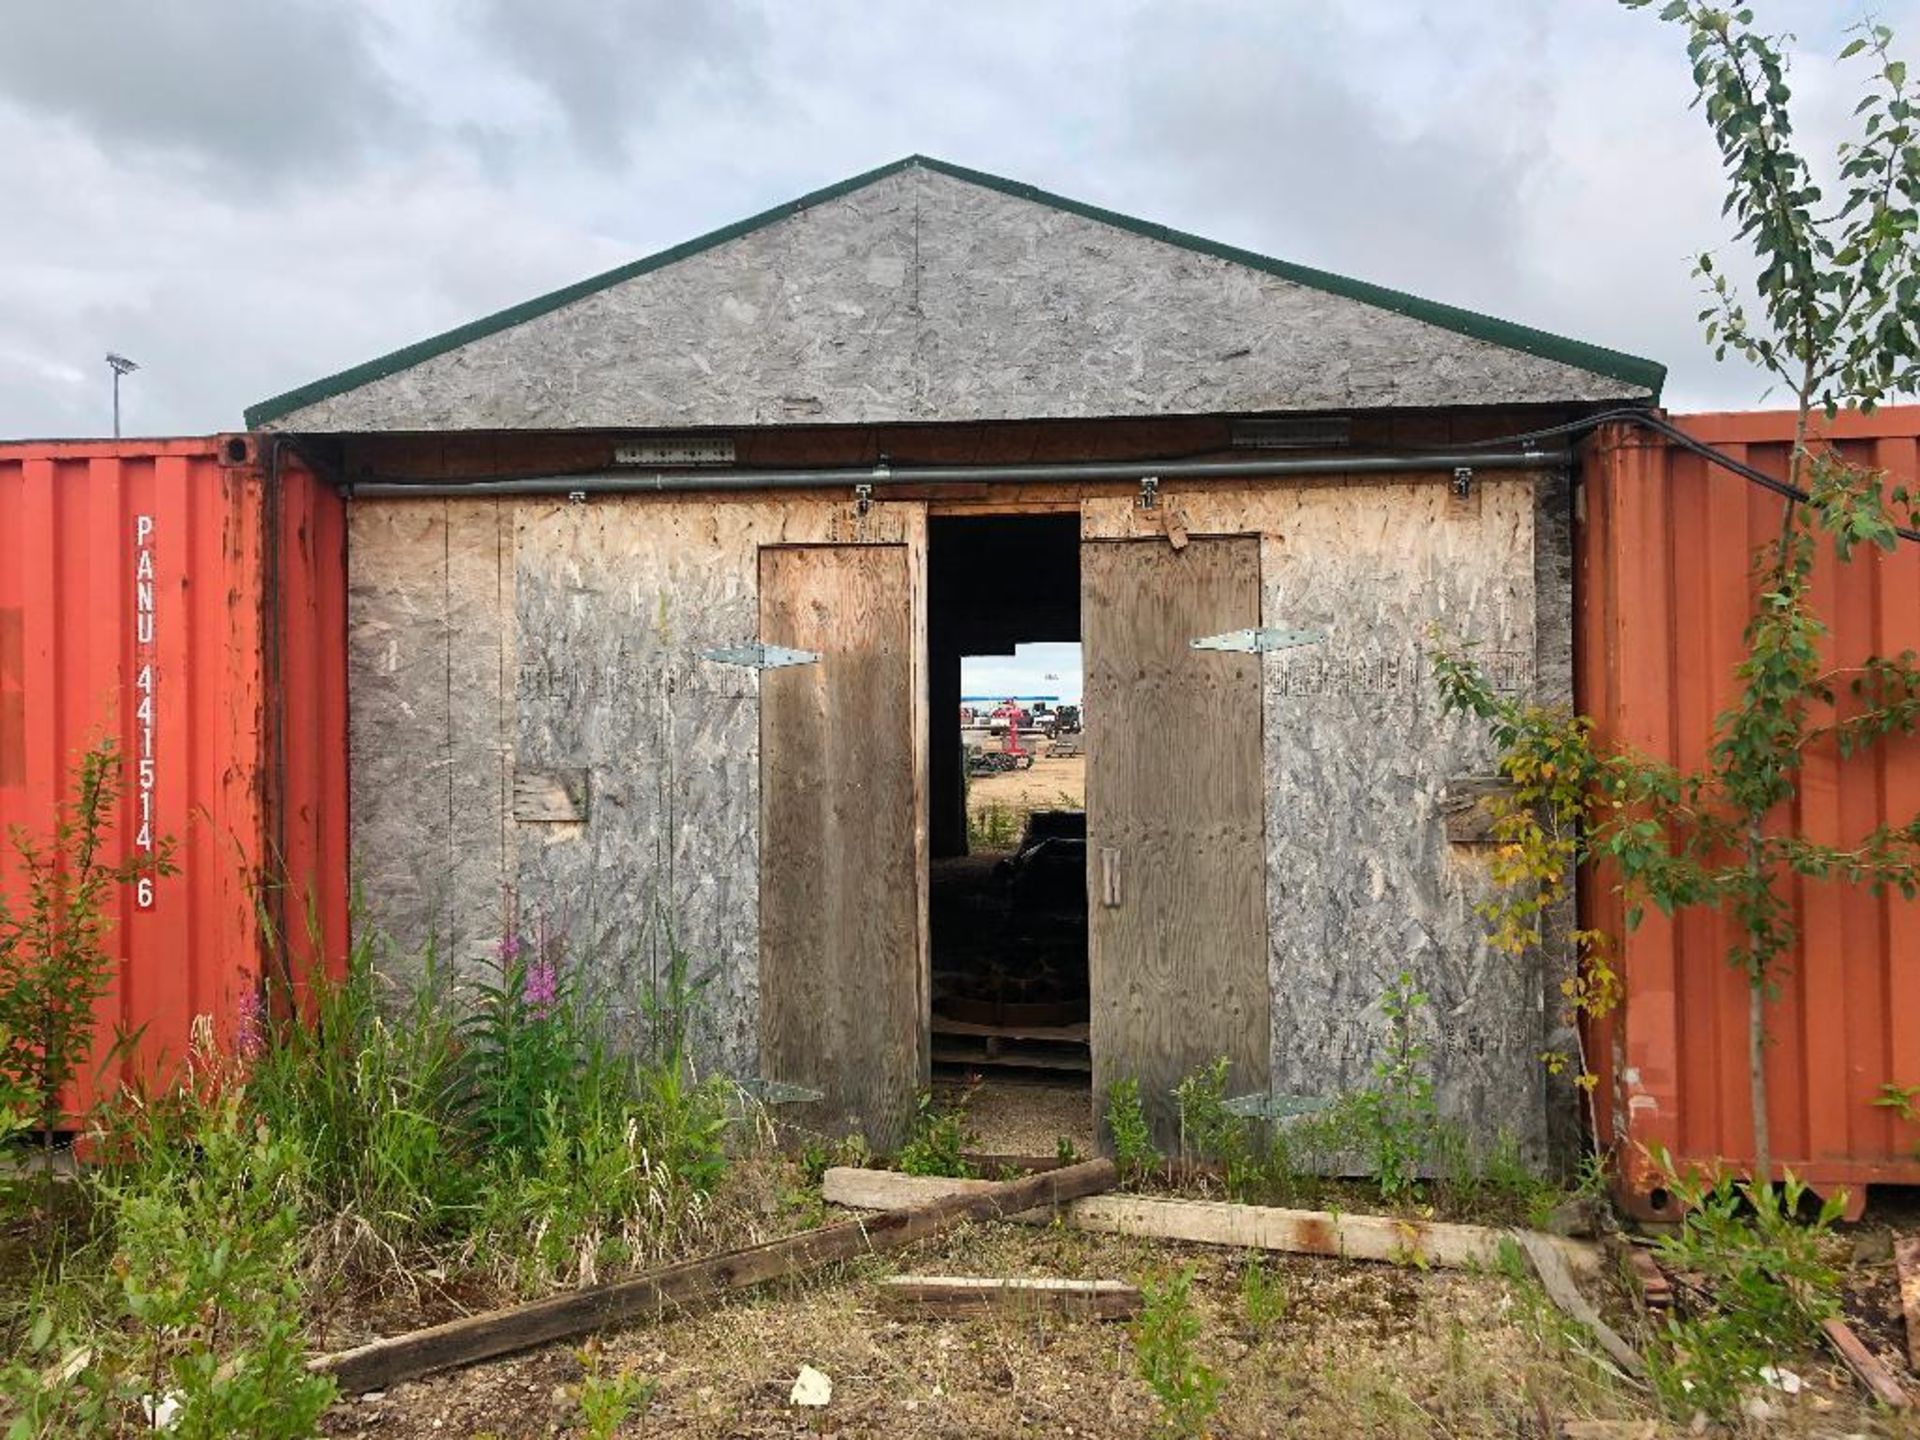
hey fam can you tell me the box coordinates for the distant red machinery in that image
[991,701,1033,764]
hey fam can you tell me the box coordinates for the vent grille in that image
[1229,417,1351,450]
[613,438,736,467]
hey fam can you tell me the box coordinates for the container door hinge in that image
[1225,1091,1333,1124]
[700,644,820,670]
[853,482,873,517]
[739,1078,825,1106]
[1190,627,1325,654]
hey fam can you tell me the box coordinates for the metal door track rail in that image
[343,448,1564,499]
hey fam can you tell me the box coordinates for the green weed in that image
[2,1076,335,1438]
[966,802,1021,852]
[1644,1159,1843,1420]
[1349,971,1436,1200]
[1240,1258,1287,1328]
[1105,1077,1162,1182]
[574,1339,656,1440]
[1132,1266,1224,1438]
[897,1090,977,1178]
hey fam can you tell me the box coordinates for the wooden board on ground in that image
[311,1159,1118,1395]
[820,1167,1600,1278]
[1082,536,1268,1146]
[1821,1316,1911,1409]
[1511,1229,1642,1376]
[879,1275,1140,1320]
[759,544,920,1150]
[1896,1234,1920,1373]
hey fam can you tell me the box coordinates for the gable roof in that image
[248,155,1663,431]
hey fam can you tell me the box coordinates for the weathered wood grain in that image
[1085,478,1552,1162]
[311,1159,1117,1394]
[878,1275,1141,1320]
[759,544,920,1149]
[1897,1234,1920,1373]
[1083,536,1268,1147]
[1821,1316,1911,1409]
[820,1167,1601,1276]
[1512,1229,1641,1375]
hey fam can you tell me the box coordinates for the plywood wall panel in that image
[1087,473,1552,1158]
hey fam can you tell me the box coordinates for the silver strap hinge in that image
[1190,627,1325,654]
[700,644,820,670]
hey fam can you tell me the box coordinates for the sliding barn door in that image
[1083,536,1269,1143]
[758,544,920,1149]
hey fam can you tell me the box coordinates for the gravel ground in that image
[943,1076,1096,1160]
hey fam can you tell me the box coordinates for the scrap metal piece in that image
[699,644,820,670]
[1189,627,1325,654]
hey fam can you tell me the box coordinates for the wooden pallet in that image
[931,1015,1091,1073]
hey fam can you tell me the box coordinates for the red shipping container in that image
[0,435,347,1116]
[1577,408,1920,1219]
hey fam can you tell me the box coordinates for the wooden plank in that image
[1511,1230,1642,1376]
[759,544,920,1149]
[1897,1235,1920,1373]
[930,1017,1089,1042]
[1082,537,1268,1145]
[311,1159,1117,1394]
[1821,1317,1911,1410]
[878,1275,1141,1320]
[820,1168,1601,1278]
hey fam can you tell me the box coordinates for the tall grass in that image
[240,908,744,1295]
[245,930,473,1249]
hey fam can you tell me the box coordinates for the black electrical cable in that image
[1456,404,1920,545]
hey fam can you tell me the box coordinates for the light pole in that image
[106,353,139,438]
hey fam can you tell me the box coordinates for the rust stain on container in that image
[0,436,348,1115]
[1576,408,1920,1218]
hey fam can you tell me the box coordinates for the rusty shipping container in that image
[0,435,348,1115]
[1577,408,1920,1218]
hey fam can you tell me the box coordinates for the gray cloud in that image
[0,0,1913,436]
[0,1,407,178]
[475,0,768,162]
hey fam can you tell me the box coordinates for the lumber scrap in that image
[312,1158,1117,1394]
[820,1168,1601,1278]
[1512,1229,1642,1376]
[1896,1234,1920,1374]
[1820,1317,1911,1410]
[878,1275,1141,1320]
[1605,1237,1672,1317]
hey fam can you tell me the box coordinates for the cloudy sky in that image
[1,0,1912,439]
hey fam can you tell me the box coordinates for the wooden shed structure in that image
[251,156,1664,1155]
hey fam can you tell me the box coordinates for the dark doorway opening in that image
[927,515,1089,1095]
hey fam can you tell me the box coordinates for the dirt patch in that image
[966,754,1084,834]
[943,1076,1095,1160]
[311,1201,1920,1440]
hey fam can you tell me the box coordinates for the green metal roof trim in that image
[246,154,1664,427]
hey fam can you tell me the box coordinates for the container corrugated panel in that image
[1577,409,1920,1219]
[0,436,347,1115]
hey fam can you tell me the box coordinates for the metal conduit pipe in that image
[342,447,1565,498]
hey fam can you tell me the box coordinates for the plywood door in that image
[759,544,921,1150]
[1083,537,1269,1144]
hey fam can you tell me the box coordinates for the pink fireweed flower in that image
[523,957,558,1017]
